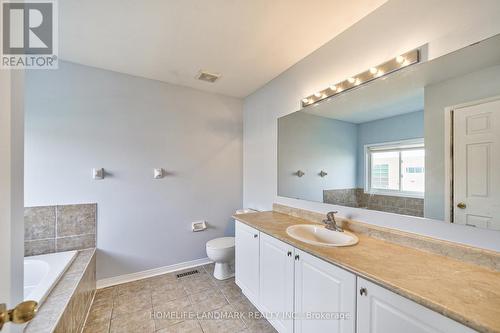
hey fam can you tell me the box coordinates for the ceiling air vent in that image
[197,70,221,83]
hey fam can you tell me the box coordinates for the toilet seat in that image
[206,237,235,250]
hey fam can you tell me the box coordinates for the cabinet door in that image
[357,277,475,333]
[235,221,260,305]
[259,233,295,333]
[294,249,356,333]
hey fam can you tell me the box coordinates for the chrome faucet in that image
[323,211,343,232]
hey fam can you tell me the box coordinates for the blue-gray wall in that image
[278,111,425,202]
[356,111,424,188]
[278,112,357,202]
[25,61,243,280]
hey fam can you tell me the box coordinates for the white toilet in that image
[206,237,235,280]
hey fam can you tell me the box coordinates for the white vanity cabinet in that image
[235,221,260,305]
[259,232,295,333]
[356,277,475,333]
[235,221,474,333]
[235,221,356,333]
[294,249,356,333]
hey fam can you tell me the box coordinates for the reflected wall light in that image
[301,49,420,108]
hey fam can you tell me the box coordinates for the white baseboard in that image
[96,257,212,289]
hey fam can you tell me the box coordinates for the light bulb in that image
[329,85,337,91]
[396,55,405,64]
[354,78,361,86]
[314,92,322,98]
[302,98,309,104]
[347,77,355,84]
[369,67,378,74]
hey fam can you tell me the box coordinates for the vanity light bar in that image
[301,49,420,108]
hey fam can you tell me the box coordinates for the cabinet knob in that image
[253,234,258,238]
[294,254,300,261]
[359,287,367,296]
[287,251,292,257]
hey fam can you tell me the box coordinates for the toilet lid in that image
[206,237,235,249]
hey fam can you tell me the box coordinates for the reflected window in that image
[366,139,424,197]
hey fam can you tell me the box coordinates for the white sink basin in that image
[286,224,359,247]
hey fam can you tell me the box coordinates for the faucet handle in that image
[326,211,338,220]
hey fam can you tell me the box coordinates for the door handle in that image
[0,301,38,330]
[287,251,292,257]
[253,234,258,238]
[359,287,368,296]
[294,254,300,261]
[457,202,466,209]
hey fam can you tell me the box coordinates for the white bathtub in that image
[24,251,78,305]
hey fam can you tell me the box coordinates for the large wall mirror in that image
[278,34,500,230]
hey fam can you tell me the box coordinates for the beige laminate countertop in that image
[233,211,500,333]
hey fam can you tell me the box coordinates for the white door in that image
[259,233,294,333]
[357,277,474,333]
[294,249,356,333]
[453,98,500,230]
[235,221,260,305]
[0,70,25,333]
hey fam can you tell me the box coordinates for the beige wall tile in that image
[24,239,55,256]
[24,206,56,240]
[56,234,96,252]
[322,189,424,217]
[56,203,96,237]
[25,203,97,255]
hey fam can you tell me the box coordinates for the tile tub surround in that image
[273,203,500,272]
[323,188,424,217]
[322,188,359,208]
[24,203,97,256]
[82,263,277,333]
[233,211,500,333]
[25,249,96,333]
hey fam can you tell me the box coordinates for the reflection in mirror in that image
[278,34,500,229]
[279,102,425,217]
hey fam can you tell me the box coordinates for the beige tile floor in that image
[82,263,277,333]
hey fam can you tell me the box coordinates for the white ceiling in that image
[59,0,387,98]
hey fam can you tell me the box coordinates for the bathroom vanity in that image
[234,210,500,333]
[253,33,500,333]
